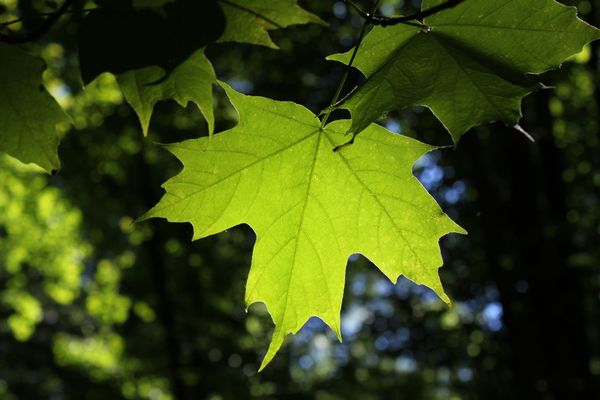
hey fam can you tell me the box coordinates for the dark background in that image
[0,0,599,399]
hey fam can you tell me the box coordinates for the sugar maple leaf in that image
[144,83,465,370]
[328,0,600,141]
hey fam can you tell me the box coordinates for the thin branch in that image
[218,0,283,29]
[320,84,358,115]
[0,8,96,28]
[345,0,424,27]
[347,0,465,27]
[0,0,78,43]
[321,0,382,131]
[329,0,467,151]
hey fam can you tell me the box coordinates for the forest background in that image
[0,0,599,399]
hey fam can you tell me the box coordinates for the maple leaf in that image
[144,83,465,370]
[0,44,70,173]
[328,0,600,141]
[117,49,216,135]
[218,0,326,48]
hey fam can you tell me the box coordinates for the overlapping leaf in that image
[0,44,70,172]
[218,0,326,48]
[82,0,323,136]
[79,0,225,84]
[117,49,216,135]
[144,83,465,369]
[328,0,600,141]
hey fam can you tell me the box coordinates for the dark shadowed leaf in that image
[328,0,600,141]
[79,0,225,84]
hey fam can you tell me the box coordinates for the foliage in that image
[117,49,216,135]
[144,83,465,369]
[0,43,69,172]
[0,0,599,386]
[328,0,599,140]
[0,155,89,341]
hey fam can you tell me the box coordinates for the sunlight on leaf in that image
[144,83,465,370]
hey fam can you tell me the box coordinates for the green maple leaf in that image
[144,83,465,370]
[218,0,326,48]
[0,44,70,173]
[117,49,216,135]
[328,0,600,141]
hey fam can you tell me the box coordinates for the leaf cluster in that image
[0,0,598,369]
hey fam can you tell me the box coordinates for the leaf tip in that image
[134,210,153,224]
[321,315,343,343]
[217,80,241,101]
[334,327,343,343]
[431,276,452,306]
[42,156,61,175]
[258,327,285,372]
[442,293,452,307]
[450,224,468,237]
[514,124,535,142]
[140,121,150,137]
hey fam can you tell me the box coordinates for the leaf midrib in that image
[278,129,323,331]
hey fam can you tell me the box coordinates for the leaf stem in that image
[321,0,382,129]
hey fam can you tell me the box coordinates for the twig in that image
[0,8,96,28]
[347,0,465,27]
[0,0,78,43]
[330,0,467,151]
[321,0,382,131]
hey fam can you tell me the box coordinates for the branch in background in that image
[0,0,77,44]
[345,0,465,27]
[0,8,95,29]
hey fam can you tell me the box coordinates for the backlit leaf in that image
[117,49,216,136]
[144,83,465,369]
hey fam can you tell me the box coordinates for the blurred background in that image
[1,0,599,399]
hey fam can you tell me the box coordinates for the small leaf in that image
[118,49,216,136]
[0,44,70,172]
[218,0,326,48]
[328,0,600,141]
[144,83,465,370]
